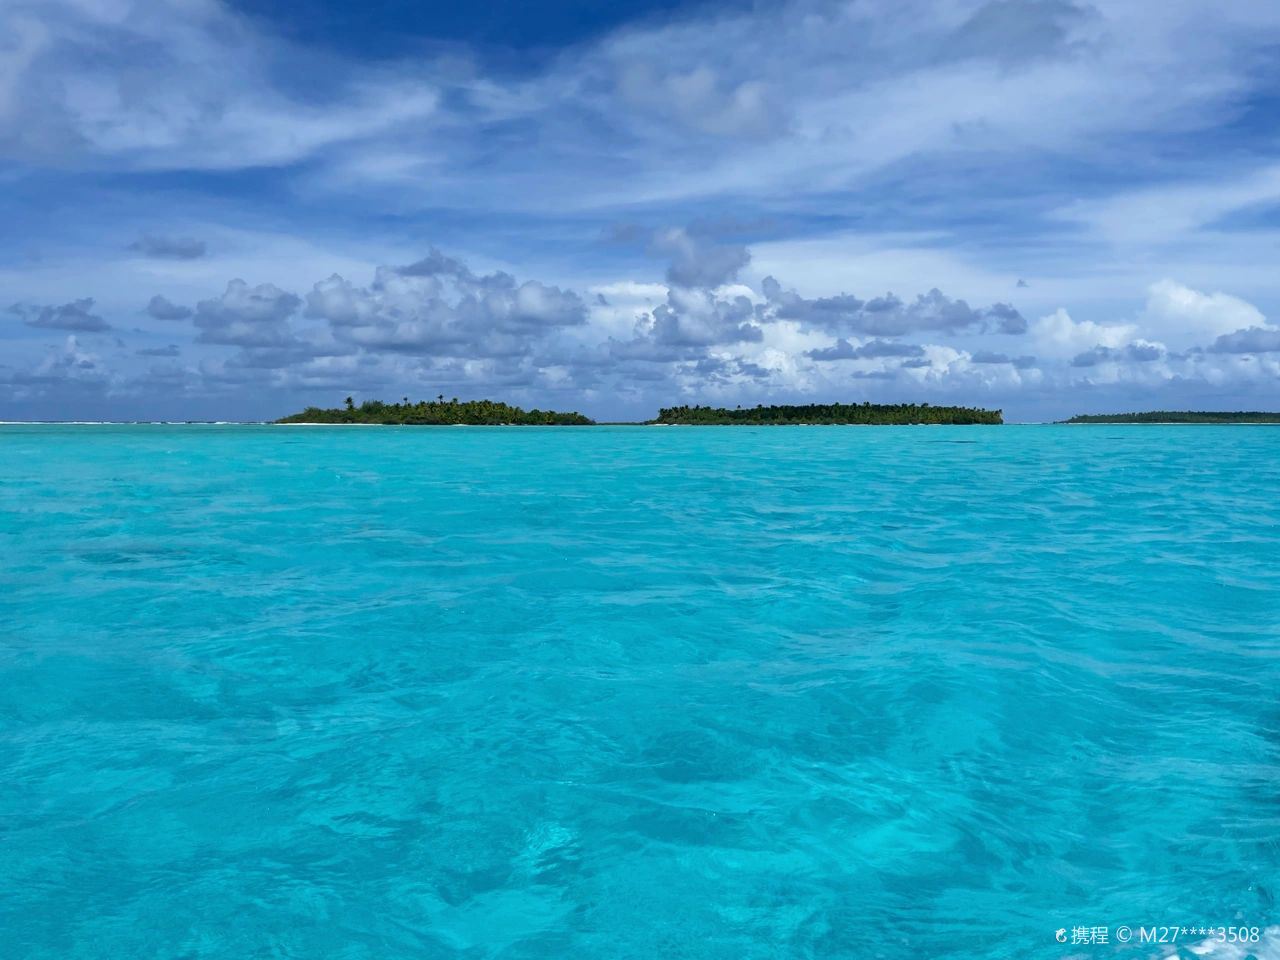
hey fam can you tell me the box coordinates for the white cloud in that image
[303,252,587,358]
[8,0,1261,226]
[10,297,110,331]
[0,0,439,170]
[1031,308,1136,358]
[1139,279,1267,349]
[194,280,303,347]
[1055,165,1280,248]
[5,254,1280,421]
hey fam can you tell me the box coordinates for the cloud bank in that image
[0,0,1278,418]
[3,241,1276,422]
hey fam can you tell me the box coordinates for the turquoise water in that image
[2,424,1278,959]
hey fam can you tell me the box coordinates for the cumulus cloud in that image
[806,338,925,361]
[1031,308,1135,357]
[1140,280,1266,348]
[647,228,752,289]
[146,295,193,321]
[194,280,303,348]
[0,336,105,389]
[1209,327,1280,353]
[985,302,1029,335]
[687,355,773,382]
[971,350,1036,368]
[9,243,1279,423]
[129,235,207,260]
[1071,341,1166,367]
[304,250,587,357]
[40,335,103,380]
[646,288,760,348]
[764,278,1025,336]
[10,298,110,332]
[804,339,857,361]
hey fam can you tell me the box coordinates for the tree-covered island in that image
[651,402,1002,425]
[278,397,1006,425]
[1063,411,1280,424]
[277,396,594,425]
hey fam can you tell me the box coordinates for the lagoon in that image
[2,424,1277,958]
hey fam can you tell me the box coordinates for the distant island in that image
[651,403,1002,425]
[277,397,594,425]
[277,398,1006,426]
[1063,411,1280,424]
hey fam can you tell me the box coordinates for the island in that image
[1062,411,1280,424]
[277,397,1007,426]
[277,397,594,425]
[651,402,1002,425]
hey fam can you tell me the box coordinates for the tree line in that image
[276,396,594,425]
[1063,411,1280,424]
[277,398,1008,425]
[651,402,1003,425]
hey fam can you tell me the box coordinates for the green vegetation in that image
[278,397,1008,426]
[1063,411,1280,424]
[652,402,1002,425]
[277,396,594,425]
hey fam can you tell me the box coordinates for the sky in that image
[2,0,1280,422]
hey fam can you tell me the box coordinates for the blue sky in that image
[3,0,1280,421]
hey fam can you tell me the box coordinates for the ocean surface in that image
[2,424,1278,959]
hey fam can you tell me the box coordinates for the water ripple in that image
[1,424,1277,959]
